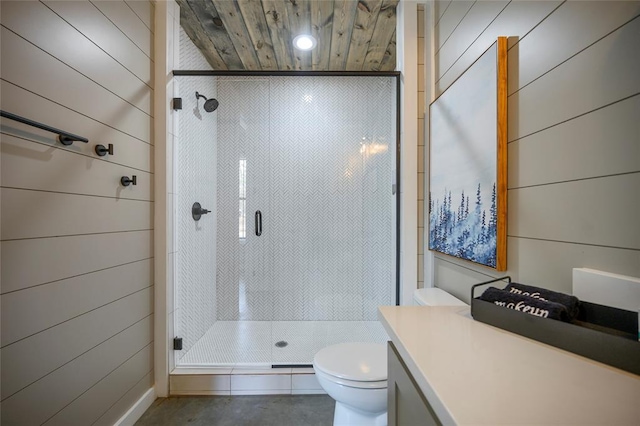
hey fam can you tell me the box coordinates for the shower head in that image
[195,91,219,112]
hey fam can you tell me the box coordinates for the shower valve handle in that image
[192,202,210,221]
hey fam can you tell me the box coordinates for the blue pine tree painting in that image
[428,41,501,268]
[429,183,497,267]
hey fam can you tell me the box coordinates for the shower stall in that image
[173,73,399,367]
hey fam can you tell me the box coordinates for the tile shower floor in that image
[178,321,389,366]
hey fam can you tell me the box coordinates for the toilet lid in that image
[313,342,387,382]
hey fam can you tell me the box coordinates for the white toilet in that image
[313,288,468,425]
[314,342,388,425]
[413,287,468,307]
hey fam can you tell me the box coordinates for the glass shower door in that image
[176,74,397,367]
[216,77,272,326]
[268,76,397,324]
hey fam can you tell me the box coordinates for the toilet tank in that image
[413,288,468,306]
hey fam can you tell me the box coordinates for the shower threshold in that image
[176,320,389,367]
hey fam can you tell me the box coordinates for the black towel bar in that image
[0,110,89,145]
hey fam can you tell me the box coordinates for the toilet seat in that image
[313,342,387,389]
[314,365,387,389]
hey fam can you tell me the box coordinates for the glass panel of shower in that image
[173,74,398,367]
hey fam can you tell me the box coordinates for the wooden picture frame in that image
[428,37,507,270]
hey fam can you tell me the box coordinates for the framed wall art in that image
[428,37,507,270]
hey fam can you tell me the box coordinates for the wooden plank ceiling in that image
[176,0,399,71]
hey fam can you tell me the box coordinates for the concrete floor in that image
[135,395,335,426]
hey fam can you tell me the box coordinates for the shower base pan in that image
[177,320,389,367]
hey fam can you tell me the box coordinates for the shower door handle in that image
[255,210,262,236]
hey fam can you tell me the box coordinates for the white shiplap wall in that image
[426,1,640,300]
[0,1,155,424]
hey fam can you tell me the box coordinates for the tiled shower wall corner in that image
[174,25,217,358]
[418,5,426,288]
[216,76,397,321]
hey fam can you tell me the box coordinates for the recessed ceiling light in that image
[293,34,317,51]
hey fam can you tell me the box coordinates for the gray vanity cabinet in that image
[388,342,441,426]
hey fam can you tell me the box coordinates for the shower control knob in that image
[192,202,210,221]
[121,175,137,186]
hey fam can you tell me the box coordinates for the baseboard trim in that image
[114,387,156,426]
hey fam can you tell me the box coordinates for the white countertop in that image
[378,306,640,425]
